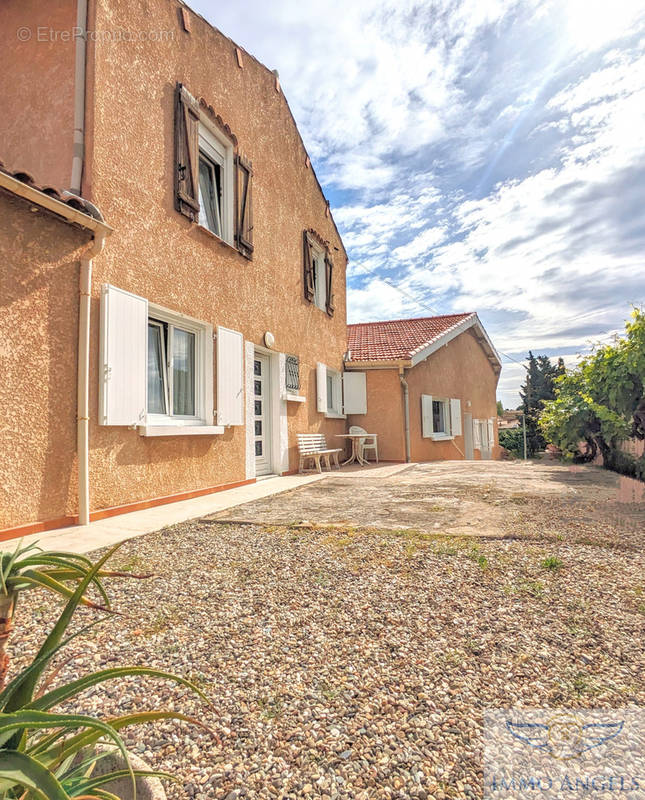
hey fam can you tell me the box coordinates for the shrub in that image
[498,428,525,458]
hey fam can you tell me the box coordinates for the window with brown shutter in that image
[324,254,335,317]
[174,83,200,221]
[235,155,253,259]
[303,230,315,302]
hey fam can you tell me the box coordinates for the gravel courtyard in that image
[10,462,645,800]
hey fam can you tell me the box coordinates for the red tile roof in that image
[347,313,476,362]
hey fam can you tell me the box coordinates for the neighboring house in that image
[0,0,348,535]
[499,410,523,430]
[344,314,502,462]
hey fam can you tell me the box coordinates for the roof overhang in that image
[0,171,112,237]
[344,359,410,370]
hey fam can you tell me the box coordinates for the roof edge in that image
[0,170,113,235]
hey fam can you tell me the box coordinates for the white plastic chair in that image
[349,425,378,463]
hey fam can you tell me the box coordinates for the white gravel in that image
[10,515,645,800]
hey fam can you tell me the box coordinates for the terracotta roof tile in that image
[347,313,476,362]
[0,159,96,215]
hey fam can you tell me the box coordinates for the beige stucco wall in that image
[347,328,500,462]
[79,0,348,511]
[0,1,77,190]
[347,370,406,462]
[0,193,92,529]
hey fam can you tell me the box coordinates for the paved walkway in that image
[17,462,410,555]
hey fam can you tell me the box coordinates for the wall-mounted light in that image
[264,331,275,349]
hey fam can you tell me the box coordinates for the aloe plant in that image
[0,542,211,799]
[0,542,150,690]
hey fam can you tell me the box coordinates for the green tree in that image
[518,352,564,455]
[497,400,504,416]
[540,309,645,479]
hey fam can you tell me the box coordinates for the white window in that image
[421,394,460,439]
[146,305,212,427]
[315,365,367,417]
[100,284,226,436]
[198,122,234,245]
[432,399,449,434]
[147,315,202,421]
[311,243,328,312]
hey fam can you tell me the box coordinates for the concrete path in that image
[15,462,411,555]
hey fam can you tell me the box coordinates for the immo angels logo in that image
[506,712,624,761]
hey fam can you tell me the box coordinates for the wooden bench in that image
[297,433,342,474]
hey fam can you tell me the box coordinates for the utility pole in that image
[522,366,530,461]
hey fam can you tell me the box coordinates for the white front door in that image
[253,353,272,475]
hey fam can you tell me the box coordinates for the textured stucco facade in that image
[347,329,500,463]
[0,1,77,190]
[0,193,92,529]
[1,0,348,532]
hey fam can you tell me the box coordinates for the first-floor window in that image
[147,317,197,419]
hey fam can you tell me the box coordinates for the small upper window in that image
[198,155,223,238]
[197,123,233,244]
[304,230,335,317]
[312,247,327,312]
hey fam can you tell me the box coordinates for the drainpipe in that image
[399,365,411,463]
[70,0,88,194]
[77,232,107,525]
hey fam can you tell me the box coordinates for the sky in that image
[190,0,645,407]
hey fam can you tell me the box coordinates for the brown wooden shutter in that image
[303,231,315,303]
[235,155,253,259]
[174,83,200,221]
[325,254,335,317]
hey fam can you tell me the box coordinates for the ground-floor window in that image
[147,318,197,418]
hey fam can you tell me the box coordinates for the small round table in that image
[335,433,377,466]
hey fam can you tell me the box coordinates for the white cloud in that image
[191,0,645,405]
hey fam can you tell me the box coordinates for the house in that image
[343,314,502,462]
[0,0,348,536]
[498,410,523,430]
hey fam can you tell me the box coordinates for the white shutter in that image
[99,284,147,426]
[473,419,482,449]
[316,363,327,413]
[421,394,433,437]
[450,399,462,436]
[217,326,244,426]
[488,418,495,446]
[343,372,367,415]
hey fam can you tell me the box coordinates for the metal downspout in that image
[70,0,88,193]
[77,233,106,526]
[399,365,411,463]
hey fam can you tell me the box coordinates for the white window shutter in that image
[343,372,367,414]
[217,326,244,425]
[316,363,327,413]
[450,399,462,436]
[488,418,495,446]
[99,284,147,426]
[473,419,482,449]
[421,394,433,437]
